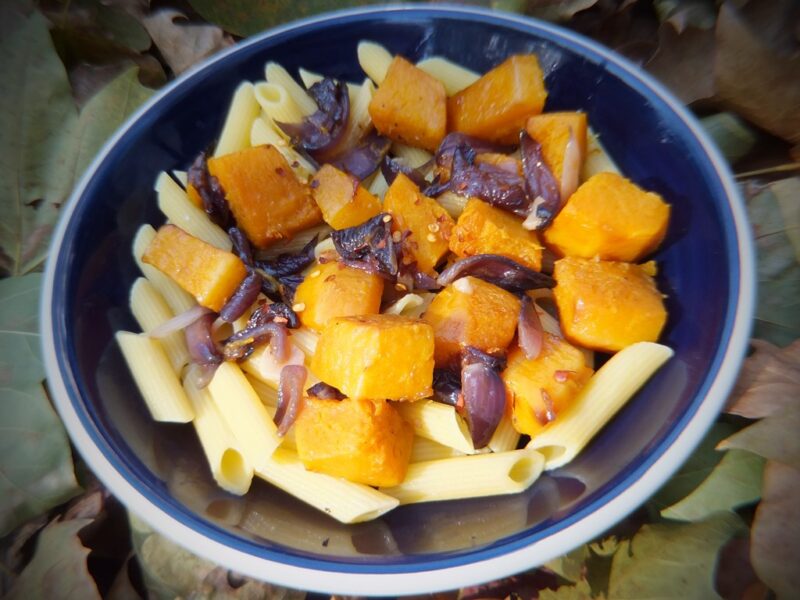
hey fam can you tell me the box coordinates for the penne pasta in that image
[184,369,254,495]
[436,191,470,218]
[383,293,434,319]
[249,116,315,179]
[357,41,393,85]
[582,127,621,180]
[367,171,389,199]
[133,225,195,315]
[341,78,375,150]
[241,341,308,387]
[245,373,279,405]
[254,81,306,126]
[258,223,333,259]
[391,142,433,169]
[289,327,319,357]
[527,342,674,470]
[265,62,318,116]
[488,412,521,453]
[256,449,399,524]
[116,331,193,422]
[129,277,189,373]
[207,362,282,471]
[214,82,261,157]
[397,400,475,454]
[155,172,231,251]
[416,56,480,96]
[380,448,545,504]
[172,170,188,187]
[410,436,463,463]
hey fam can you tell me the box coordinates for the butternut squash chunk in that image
[311,314,434,401]
[142,224,246,311]
[311,164,382,229]
[368,56,447,152]
[294,260,384,332]
[295,397,414,487]
[207,145,321,248]
[553,257,667,352]
[525,112,588,187]
[423,276,520,367]
[447,54,547,144]
[186,183,203,208]
[450,198,543,271]
[383,173,455,274]
[502,335,593,437]
[543,172,670,262]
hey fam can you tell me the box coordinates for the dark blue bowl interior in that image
[51,8,739,573]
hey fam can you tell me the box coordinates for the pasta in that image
[132,225,195,314]
[397,400,476,454]
[357,41,393,84]
[254,81,306,125]
[416,56,480,95]
[214,82,261,157]
[249,116,315,178]
[129,277,189,373]
[265,62,318,116]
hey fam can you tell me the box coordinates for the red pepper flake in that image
[275,167,285,176]
[291,160,300,168]
[324,274,336,282]
[455,392,465,413]
[273,316,288,324]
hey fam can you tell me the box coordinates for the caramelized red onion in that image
[380,155,428,188]
[228,227,254,267]
[447,145,530,215]
[306,381,345,400]
[437,254,554,294]
[461,346,507,371]
[331,213,398,278]
[559,128,581,203]
[219,271,262,323]
[461,362,507,448]
[149,305,212,338]
[256,235,317,278]
[185,312,222,367]
[330,132,392,181]
[221,321,288,363]
[432,368,461,406]
[187,151,235,230]
[520,131,561,230]
[274,364,308,436]
[248,301,300,329]
[434,132,513,179]
[518,295,544,360]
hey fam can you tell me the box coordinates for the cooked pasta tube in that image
[416,56,480,95]
[129,278,189,373]
[214,81,261,157]
[582,127,621,180]
[207,362,282,471]
[254,82,306,125]
[344,78,375,146]
[245,374,279,405]
[397,400,475,454]
[380,448,545,504]
[488,412,521,453]
[258,223,333,258]
[116,332,193,422]
[357,41,393,84]
[410,436,463,463]
[298,68,361,104]
[256,449,399,524]
[249,116,315,178]
[155,172,231,251]
[527,342,674,469]
[172,170,187,187]
[265,62,317,116]
[391,142,433,169]
[289,327,319,357]
[384,293,434,319]
[368,171,389,199]
[436,191,469,218]
[132,225,195,315]
[184,369,254,495]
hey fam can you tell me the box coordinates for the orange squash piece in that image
[294,397,414,487]
[450,198,543,271]
[186,183,203,208]
[294,260,384,332]
[543,172,670,262]
[553,257,668,352]
[311,164,382,229]
[383,173,455,274]
[502,335,594,437]
[142,224,246,311]
[207,145,321,248]
[368,56,447,152]
[448,54,547,144]
[311,314,435,401]
[525,112,588,189]
[423,276,520,367]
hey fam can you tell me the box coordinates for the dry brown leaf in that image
[646,24,715,104]
[726,339,800,417]
[750,461,800,599]
[714,3,800,144]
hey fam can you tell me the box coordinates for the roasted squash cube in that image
[294,260,384,332]
[525,112,588,189]
[311,164,382,229]
[186,183,203,208]
[295,397,414,487]
[543,172,670,262]
[553,257,668,352]
[502,335,594,437]
[368,56,447,152]
[311,314,434,400]
[207,145,321,248]
[447,54,547,144]
[423,276,520,367]
[142,224,246,312]
[383,173,455,274]
[450,198,543,271]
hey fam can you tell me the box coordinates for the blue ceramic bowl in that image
[41,5,755,595]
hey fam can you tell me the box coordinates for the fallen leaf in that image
[714,3,800,144]
[107,556,144,600]
[546,544,590,583]
[0,10,77,275]
[588,537,619,558]
[526,0,599,22]
[141,9,232,75]
[0,513,48,595]
[5,518,101,600]
[660,449,764,521]
[750,461,800,600]
[717,411,800,467]
[569,1,661,65]
[608,512,745,599]
[0,274,45,388]
[653,0,716,32]
[700,112,759,165]
[726,339,800,418]
[539,578,595,600]
[715,537,769,600]
[646,24,715,104]
[772,178,800,261]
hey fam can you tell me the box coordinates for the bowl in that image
[41,5,755,595]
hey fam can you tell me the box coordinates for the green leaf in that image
[0,10,78,275]
[44,0,152,54]
[660,450,765,521]
[187,0,407,38]
[700,112,759,165]
[539,578,595,600]
[5,518,100,600]
[546,544,590,583]
[608,513,745,599]
[718,409,800,468]
[0,274,44,388]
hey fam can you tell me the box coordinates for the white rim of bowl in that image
[41,4,756,595]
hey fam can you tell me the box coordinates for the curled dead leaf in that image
[646,24,715,104]
[726,339,800,418]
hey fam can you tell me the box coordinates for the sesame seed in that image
[428,223,440,232]
[309,270,321,278]
[395,283,407,291]
[382,215,392,223]
[392,231,402,242]
[292,302,306,312]
[426,233,437,243]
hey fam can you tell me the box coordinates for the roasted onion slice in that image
[437,254,554,293]
[274,364,308,436]
[461,362,507,449]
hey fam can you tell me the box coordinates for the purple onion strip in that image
[437,254,554,294]
[185,313,222,366]
[274,364,308,436]
[520,131,561,230]
[461,362,507,449]
[518,295,544,360]
[219,272,262,323]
